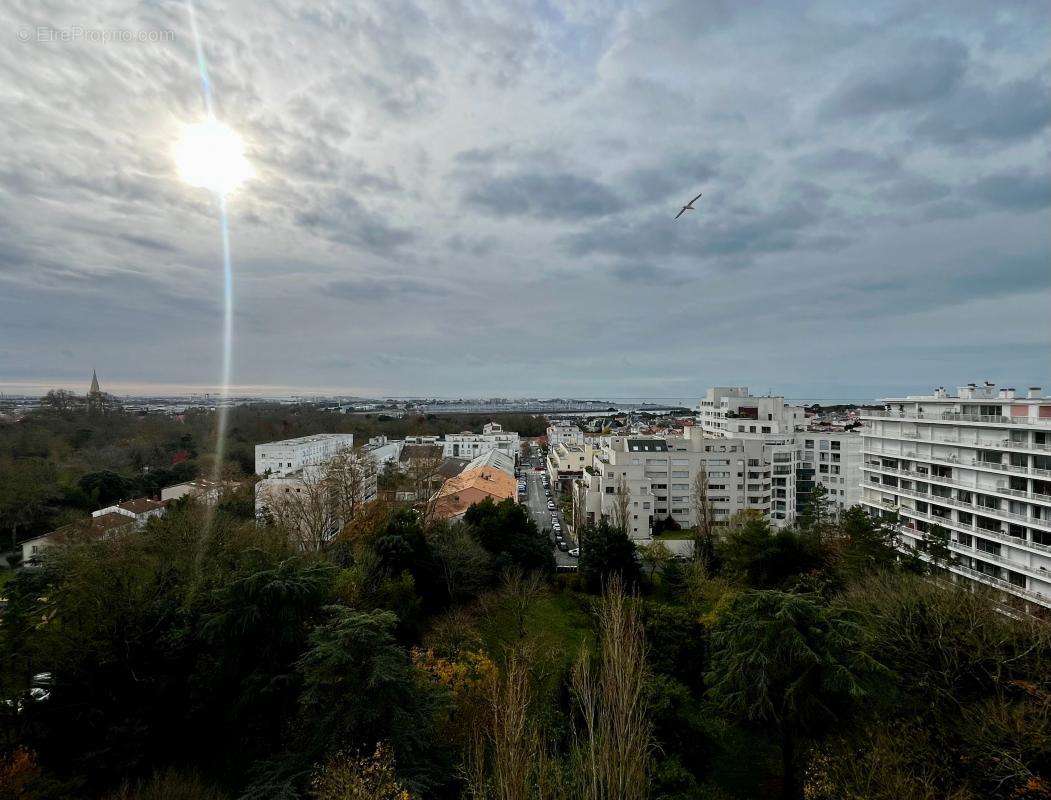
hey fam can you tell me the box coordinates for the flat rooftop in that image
[257,434,353,447]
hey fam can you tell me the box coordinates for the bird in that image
[674,192,703,220]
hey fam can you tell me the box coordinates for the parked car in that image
[568,548,579,558]
[557,540,569,552]
[547,501,555,510]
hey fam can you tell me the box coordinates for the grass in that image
[476,589,592,665]
[655,530,696,541]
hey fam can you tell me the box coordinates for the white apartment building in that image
[255,433,377,545]
[443,422,520,460]
[548,441,592,494]
[580,434,777,540]
[797,430,864,514]
[697,387,805,438]
[546,423,586,448]
[860,383,1051,614]
[255,434,356,477]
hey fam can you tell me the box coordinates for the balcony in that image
[863,409,1051,427]
[862,497,1051,557]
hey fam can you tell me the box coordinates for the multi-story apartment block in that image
[797,430,863,515]
[697,387,805,438]
[580,433,775,540]
[255,433,377,545]
[860,383,1051,614]
[255,434,356,477]
[548,441,592,495]
[443,422,520,460]
[546,423,586,448]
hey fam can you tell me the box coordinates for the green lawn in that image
[476,589,592,666]
[655,529,697,541]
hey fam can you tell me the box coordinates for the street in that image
[520,455,578,569]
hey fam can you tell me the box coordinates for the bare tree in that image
[405,446,446,502]
[691,465,717,569]
[263,447,376,552]
[326,446,377,525]
[610,476,632,535]
[498,567,546,641]
[261,469,337,552]
[571,479,588,537]
[570,576,653,800]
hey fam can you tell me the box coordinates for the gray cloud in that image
[0,0,1046,397]
[912,75,1051,145]
[972,169,1051,212]
[464,172,625,221]
[820,38,968,119]
[325,275,451,302]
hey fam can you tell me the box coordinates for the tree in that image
[578,519,641,593]
[463,498,554,575]
[291,608,448,796]
[923,524,953,572]
[797,483,834,539]
[706,591,882,800]
[325,447,377,528]
[610,476,632,535]
[570,577,654,800]
[77,470,131,507]
[429,522,492,603]
[718,516,825,589]
[640,539,672,580]
[262,469,340,552]
[835,506,897,581]
[0,459,59,549]
[691,465,717,572]
[821,571,1051,800]
[571,479,588,537]
[311,743,415,800]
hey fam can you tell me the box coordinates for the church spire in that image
[89,369,100,395]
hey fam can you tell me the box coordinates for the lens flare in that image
[174,118,253,196]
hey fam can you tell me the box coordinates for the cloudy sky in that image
[0,0,1048,400]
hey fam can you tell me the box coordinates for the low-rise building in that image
[161,478,239,505]
[20,512,138,566]
[443,422,520,460]
[93,497,168,529]
[433,465,518,520]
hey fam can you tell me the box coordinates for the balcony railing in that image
[863,409,1051,426]
[876,521,1051,607]
[862,497,1051,556]
[860,459,1051,508]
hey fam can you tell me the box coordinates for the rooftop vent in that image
[1029,387,1043,399]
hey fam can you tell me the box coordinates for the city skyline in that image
[1,1,1048,398]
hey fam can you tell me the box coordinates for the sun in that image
[174,117,254,196]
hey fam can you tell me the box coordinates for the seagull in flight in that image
[674,192,703,220]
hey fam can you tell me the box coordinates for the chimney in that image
[1029,387,1043,399]
[999,388,1016,399]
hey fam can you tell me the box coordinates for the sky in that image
[0,0,1048,401]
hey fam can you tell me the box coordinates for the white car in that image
[568,548,579,558]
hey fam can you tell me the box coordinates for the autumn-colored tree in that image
[311,743,414,800]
